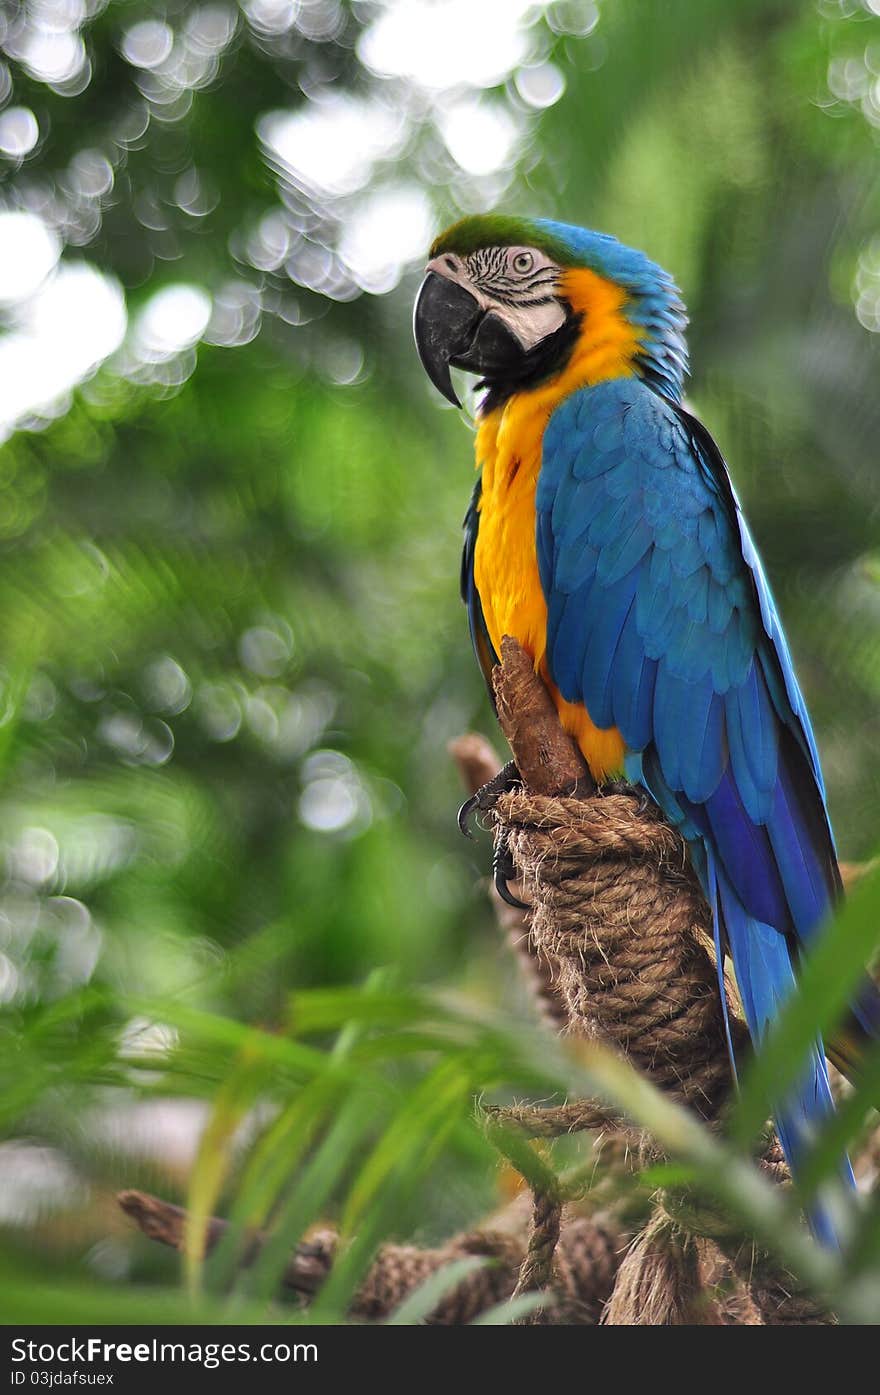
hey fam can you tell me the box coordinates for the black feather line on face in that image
[488,273,561,307]
[467,247,506,281]
[464,248,559,304]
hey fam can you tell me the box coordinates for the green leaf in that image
[472,1292,551,1325]
[245,1089,379,1301]
[731,862,880,1148]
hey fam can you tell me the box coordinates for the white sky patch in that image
[0,262,126,439]
[129,283,213,361]
[438,97,518,176]
[358,0,546,91]
[339,184,435,293]
[258,94,407,199]
[0,211,60,306]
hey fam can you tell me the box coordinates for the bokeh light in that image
[0,211,60,304]
[0,105,39,158]
[358,0,542,90]
[0,0,569,428]
[0,262,126,438]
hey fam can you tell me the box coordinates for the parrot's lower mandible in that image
[412,213,880,1248]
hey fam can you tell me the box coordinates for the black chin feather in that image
[477,309,582,413]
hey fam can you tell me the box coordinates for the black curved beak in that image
[414,270,535,408]
[413,272,480,407]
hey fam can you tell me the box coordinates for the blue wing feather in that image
[612,611,658,752]
[535,378,866,1243]
[581,574,639,727]
[536,380,837,941]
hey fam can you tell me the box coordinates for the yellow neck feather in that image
[476,266,641,487]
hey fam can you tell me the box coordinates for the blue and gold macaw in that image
[413,214,879,1246]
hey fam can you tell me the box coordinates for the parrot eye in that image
[511,250,534,275]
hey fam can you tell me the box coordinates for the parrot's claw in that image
[493,831,528,910]
[601,776,634,797]
[601,777,652,814]
[457,761,527,907]
[457,760,521,839]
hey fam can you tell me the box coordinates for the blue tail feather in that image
[709,852,854,1248]
[626,744,855,1249]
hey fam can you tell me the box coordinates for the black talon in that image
[601,776,633,797]
[600,776,654,815]
[493,831,528,910]
[457,759,521,839]
[457,793,479,840]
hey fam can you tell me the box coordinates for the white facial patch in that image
[425,245,566,351]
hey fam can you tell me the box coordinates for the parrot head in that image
[413,214,688,409]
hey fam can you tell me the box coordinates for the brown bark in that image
[492,635,593,795]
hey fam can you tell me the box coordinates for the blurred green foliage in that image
[0,0,879,1323]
